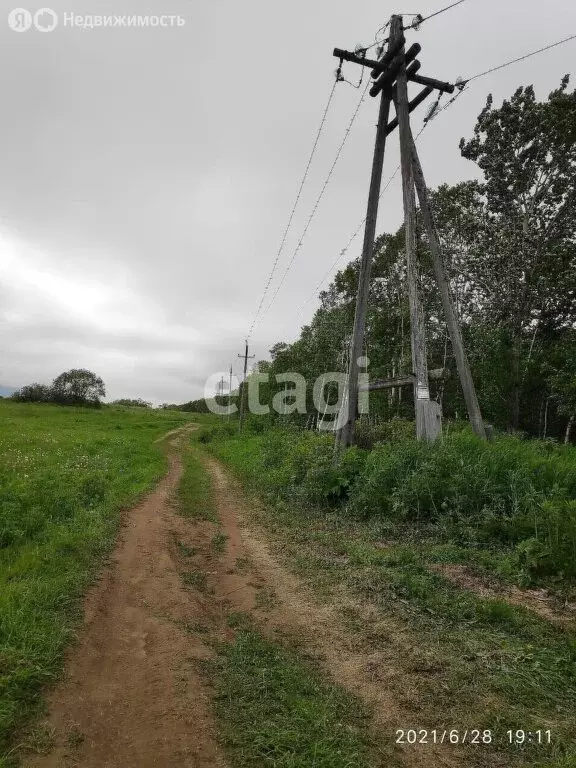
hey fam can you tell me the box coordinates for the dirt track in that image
[25,427,227,768]
[25,427,457,768]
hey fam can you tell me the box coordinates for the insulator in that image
[354,43,367,55]
[424,101,439,123]
[455,76,465,91]
[411,14,424,30]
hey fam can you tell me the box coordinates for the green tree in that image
[459,77,576,427]
[51,369,105,406]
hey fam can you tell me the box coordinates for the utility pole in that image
[238,340,255,432]
[335,28,403,450]
[393,14,438,441]
[228,364,233,417]
[332,14,484,443]
[407,130,486,439]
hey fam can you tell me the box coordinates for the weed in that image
[211,531,228,555]
[182,570,208,592]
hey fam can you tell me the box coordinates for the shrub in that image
[349,431,576,579]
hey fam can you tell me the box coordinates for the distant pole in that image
[393,14,433,440]
[229,364,233,417]
[336,28,393,451]
[238,340,255,432]
[408,131,487,439]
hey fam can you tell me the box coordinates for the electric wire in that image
[415,0,468,25]
[250,78,371,337]
[282,31,576,335]
[253,21,576,345]
[281,121,430,336]
[462,33,576,84]
[246,77,339,340]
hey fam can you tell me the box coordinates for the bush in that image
[354,417,415,449]
[13,383,53,403]
[349,432,576,579]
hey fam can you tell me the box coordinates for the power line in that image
[463,33,576,84]
[251,79,371,336]
[283,122,430,336]
[280,32,576,336]
[263,24,576,344]
[417,0,468,25]
[246,77,339,340]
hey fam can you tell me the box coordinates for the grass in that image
[211,531,228,554]
[177,445,217,522]
[182,570,208,592]
[209,431,576,768]
[0,400,192,763]
[212,630,377,768]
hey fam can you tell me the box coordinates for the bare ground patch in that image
[430,562,576,629]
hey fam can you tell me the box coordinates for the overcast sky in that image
[0,0,575,403]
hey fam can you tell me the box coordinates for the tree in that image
[544,334,576,443]
[13,383,52,403]
[459,78,576,427]
[51,369,105,406]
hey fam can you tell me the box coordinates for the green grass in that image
[182,570,208,592]
[209,432,576,768]
[212,630,378,767]
[0,400,192,762]
[211,531,228,554]
[177,446,217,522]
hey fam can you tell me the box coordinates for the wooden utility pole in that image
[393,14,439,441]
[238,340,255,432]
[336,40,394,449]
[407,130,487,439]
[228,364,233,417]
[332,16,483,444]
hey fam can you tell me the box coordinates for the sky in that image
[0,0,575,404]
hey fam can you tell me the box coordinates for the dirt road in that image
[26,427,457,768]
[26,427,227,768]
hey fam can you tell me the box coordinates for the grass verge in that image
[212,629,377,768]
[177,445,217,522]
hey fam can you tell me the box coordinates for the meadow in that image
[0,401,191,764]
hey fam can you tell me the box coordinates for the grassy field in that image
[0,401,193,764]
[207,429,576,768]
